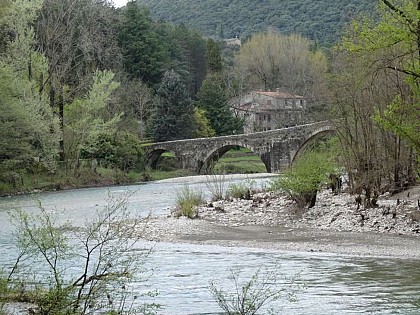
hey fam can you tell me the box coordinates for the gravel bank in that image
[140,186,420,259]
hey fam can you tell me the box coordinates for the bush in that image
[227,179,256,199]
[270,149,336,208]
[174,184,205,218]
[209,263,300,315]
[5,194,159,315]
[82,132,145,172]
[205,173,229,201]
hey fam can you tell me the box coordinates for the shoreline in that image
[140,184,420,260]
[141,216,420,260]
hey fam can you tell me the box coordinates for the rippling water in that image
[1,175,420,314]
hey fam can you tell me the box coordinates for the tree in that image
[7,194,159,314]
[333,0,420,193]
[361,0,420,170]
[168,23,207,96]
[64,70,121,166]
[206,39,223,73]
[196,74,243,136]
[193,107,215,138]
[0,0,60,178]
[36,0,123,159]
[148,70,195,141]
[118,77,156,139]
[234,30,328,101]
[270,144,337,208]
[117,1,167,85]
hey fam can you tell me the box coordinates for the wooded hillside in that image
[137,0,374,47]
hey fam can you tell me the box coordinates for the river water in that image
[1,175,420,314]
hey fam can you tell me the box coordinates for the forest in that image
[0,0,419,203]
[137,0,374,47]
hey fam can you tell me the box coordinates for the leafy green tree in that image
[82,132,145,172]
[169,23,207,96]
[64,70,121,166]
[148,70,195,141]
[0,0,60,178]
[193,107,216,138]
[196,74,243,136]
[118,1,167,84]
[206,39,223,73]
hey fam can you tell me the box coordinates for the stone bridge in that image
[145,121,335,174]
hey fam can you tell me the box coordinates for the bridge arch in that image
[291,125,336,164]
[198,142,269,174]
[146,147,179,170]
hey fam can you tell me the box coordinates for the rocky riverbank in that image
[140,184,420,259]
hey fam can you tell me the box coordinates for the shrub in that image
[6,194,159,315]
[205,173,230,201]
[82,132,145,172]
[270,149,336,208]
[174,184,205,218]
[209,263,300,315]
[227,179,256,199]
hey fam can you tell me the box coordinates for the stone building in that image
[233,89,307,133]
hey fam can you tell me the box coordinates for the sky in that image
[112,0,128,8]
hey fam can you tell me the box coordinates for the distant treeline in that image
[137,0,374,47]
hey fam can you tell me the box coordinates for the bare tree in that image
[234,30,328,100]
[7,193,158,314]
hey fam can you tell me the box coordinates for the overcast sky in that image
[112,0,127,8]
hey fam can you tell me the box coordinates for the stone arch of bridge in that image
[146,148,179,170]
[291,126,336,164]
[199,143,268,174]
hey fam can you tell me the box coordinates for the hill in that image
[137,0,374,47]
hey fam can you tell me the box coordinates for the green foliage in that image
[82,132,145,172]
[137,0,373,48]
[209,263,299,315]
[227,179,256,199]
[193,107,216,138]
[270,146,337,208]
[118,1,168,84]
[174,184,204,218]
[196,73,243,136]
[206,39,223,73]
[64,70,121,162]
[165,23,207,96]
[0,0,60,175]
[336,0,420,188]
[148,70,195,141]
[375,95,420,162]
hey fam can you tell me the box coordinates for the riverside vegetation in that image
[2,0,418,202]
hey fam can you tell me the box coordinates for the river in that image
[1,174,420,314]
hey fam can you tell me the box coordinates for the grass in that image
[174,184,205,218]
[148,169,196,181]
[213,148,267,174]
